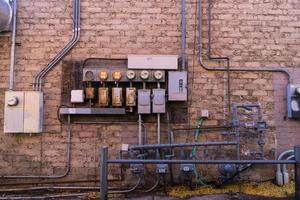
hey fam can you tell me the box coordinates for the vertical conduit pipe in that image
[1,113,72,179]
[181,0,186,71]
[33,0,80,91]
[197,0,292,123]
[8,0,17,90]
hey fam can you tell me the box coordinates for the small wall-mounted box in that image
[152,89,166,114]
[138,89,151,114]
[287,84,300,119]
[128,55,178,70]
[4,91,43,133]
[168,71,188,101]
[71,90,84,103]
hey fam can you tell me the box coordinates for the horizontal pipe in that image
[172,126,232,131]
[108,159,296,165]
[130,141,238,150]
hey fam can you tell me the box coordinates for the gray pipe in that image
[1,115,72,179]
[34,0,80,90]
[0,0,12,31]
[198,0,291,82]
[8,0,16,90]
[33,0,81,91]
[35,0,80,91]
[181,0,186,70]
[0,192,90,200]
[130,141,238,150]
[108,159,296,165]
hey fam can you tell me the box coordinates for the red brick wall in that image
[0,0,299,183]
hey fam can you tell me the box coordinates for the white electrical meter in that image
[154,70,164,80]
[126,70,136,80]
[140,70,150,80]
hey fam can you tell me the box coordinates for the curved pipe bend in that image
[33,0,81,91]
[197,0,292,83]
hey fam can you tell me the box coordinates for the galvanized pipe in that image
[180,0,186,70]
[295,145,300,200]
[9,0,16,90]
[108,159,296,165]
[130,141,238,150]
[33,0,81,91]
[198,0,291,82]
[1,115,72,179]
[0,0,12,31]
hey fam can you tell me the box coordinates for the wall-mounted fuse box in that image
[98,88,109,107]
[287,84,300,119]
[138,89,151,114]
[152,89,165,113]
[112,88,123,107]
[4,91,43,133]
[126,88,136,107]
[168,71,188,101]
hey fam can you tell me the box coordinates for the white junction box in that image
[128,55,178,70]
[71,90,84,103]
[4,91,44,133]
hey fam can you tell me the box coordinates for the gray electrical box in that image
[168,71,187,101]
[4,91,44,133]
[152,89,165,113]
[287,84,300,119]
[138,89,151,114]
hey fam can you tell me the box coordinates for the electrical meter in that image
[99,70,109,81]
[85,71,95,81]
[126,70,136,80]
[112,71,122,81]
[154,70,164,80]
[140,70,150,80]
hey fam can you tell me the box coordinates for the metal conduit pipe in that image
[198,0,292,80]
[0,192,90,200]
[180,0,186,70]
[197,0,292,123]
[108,177,142,194]
[33,0,81,91]
[282,154,295,185]
[144,175,160,193]
[276,150,294,186]
[1,115,72,179]
[0,0,12,31]
[35,0,80,91]
[34,0,80,91]
[8,0,17,90]
[130,141,238,150]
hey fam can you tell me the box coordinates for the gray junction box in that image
[152,89,166,113]
[168,71,187,101]
[138,89,151,114]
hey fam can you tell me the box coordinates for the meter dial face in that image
[140,70,150,80]
[85,71,95,81]
[112,71,122,81]
[296,87,300,95]
[126,70,136,80]
[154,70,164,80]
[99,70,109,81]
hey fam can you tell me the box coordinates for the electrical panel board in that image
[287,84,300,119]
[168,71,188,101]
[59,56,188,123]
[4,91,43,133]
